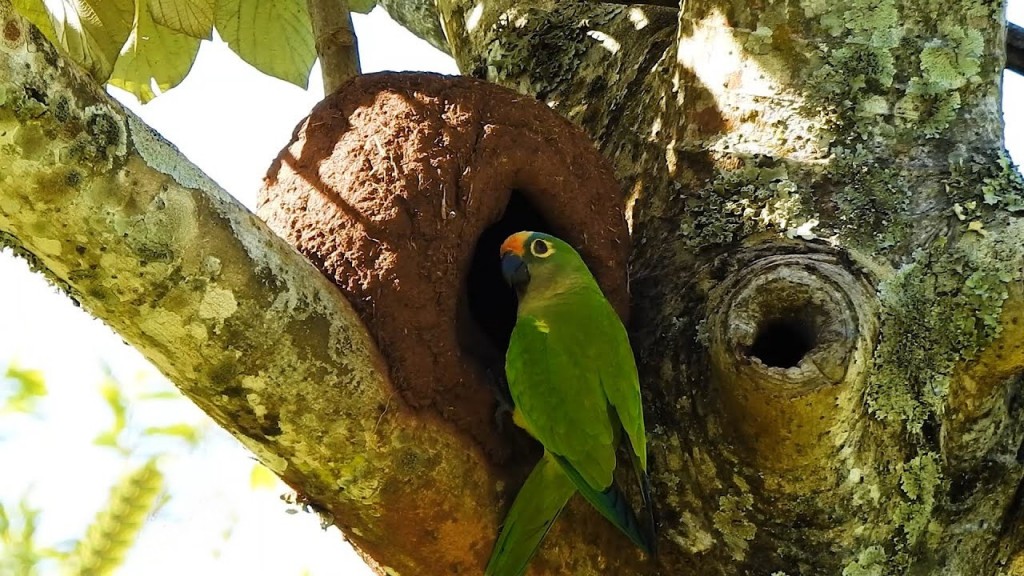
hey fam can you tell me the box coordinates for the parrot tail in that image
[550,453,655,556]
[485,453,576,576]
[631,450,659,559]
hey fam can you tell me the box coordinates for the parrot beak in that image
[501,252,530,288]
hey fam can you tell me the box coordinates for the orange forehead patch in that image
[500,232,530,257]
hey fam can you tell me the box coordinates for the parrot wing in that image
[594,298,648,470]
[506,313,616,490]
[594,301,658,554]
[484,452,576,576]
[506,310,654,553]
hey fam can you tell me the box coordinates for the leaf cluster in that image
[12,0,378,102]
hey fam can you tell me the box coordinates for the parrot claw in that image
[485,367,516,433]
[494,394,515,433]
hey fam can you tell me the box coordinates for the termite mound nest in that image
[258,72,629,457]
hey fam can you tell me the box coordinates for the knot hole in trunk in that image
[707,252,877,474]
[748,309,820,369]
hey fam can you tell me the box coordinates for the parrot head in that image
[499,231,591,296]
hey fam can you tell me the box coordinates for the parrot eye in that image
[531,239,553,258]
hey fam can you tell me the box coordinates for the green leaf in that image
[249,463,278,490]
[18,499,39,542]
[93,378,128,451]
[148,0,213,39]
[3,364,47,414]
[108,1,201,103]
[99,380,127,435]
[12,0,134,82]
[0,498,47,575]
[215,0,316,88]
[92,431,121,449]
[349,0,377,15]
[141,424,202,446]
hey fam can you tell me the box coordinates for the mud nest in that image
[258,72,629,457]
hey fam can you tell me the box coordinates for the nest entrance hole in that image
[463,190,554,361]
[748,312,819,369]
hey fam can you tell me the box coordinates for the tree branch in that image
[307,0,361,93]
[1009,22,1024,76]
[0,4,493,574]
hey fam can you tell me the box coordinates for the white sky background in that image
[1,3,1024,575]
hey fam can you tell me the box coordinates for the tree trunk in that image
[2,0,1023,574]
[431,0,1024,573]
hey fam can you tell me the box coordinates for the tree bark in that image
[431,0,1024,573]
[3,0,1024,574]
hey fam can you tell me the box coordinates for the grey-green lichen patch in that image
[198,286,238,322]
[818,0,901,41]
[744,25,774,56]
[842,545,887,576]
[804,0,900,139]
[963,152,1024,214]
[236,435,289,475]
[804,0,993,144]
[713,493,756,561]
[6,83,48,121]
[676,158,815,250]
[52,95,70,122]
[865,149,1024,433]
[893,452,941,546]
[81,104,127,164]
[111,186,200,264]
[867,229,1021,432]
[673,513,715,554]
[12,122,47,159]
[895,22,985,137]
[897,9,983,137]
[828,156,912,251]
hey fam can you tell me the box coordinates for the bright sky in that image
[2,3,1023,575]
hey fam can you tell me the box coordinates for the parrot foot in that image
[494,394,515,433]
[485,367,515,433]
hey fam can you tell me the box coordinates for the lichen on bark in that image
[428,0,1024,573]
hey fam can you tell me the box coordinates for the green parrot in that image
[485,231,656,576]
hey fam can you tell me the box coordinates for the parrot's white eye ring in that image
[531,239,554,258]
